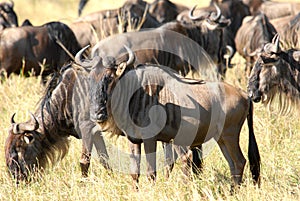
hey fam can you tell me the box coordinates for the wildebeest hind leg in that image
[217,137,246,186]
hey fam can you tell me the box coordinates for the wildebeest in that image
[235,13,277,75]
[248,34,300,112]
[177,6,233,75]
[243,0,300,19]
[270,13,300,50]
[148,0,188,23]
[5,64,110,183]
[86,46,261,187]
[0,0,18,30]
[85,6,232,78]
[71,0,160,48]
[177,1,250,71]
[178,0,250,38]
[0,21,81,80]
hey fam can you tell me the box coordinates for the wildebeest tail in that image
[46,21,81,57]
[247,99,261,185]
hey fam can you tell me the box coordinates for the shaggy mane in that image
[37,64,74,168]
[264,50,300,114]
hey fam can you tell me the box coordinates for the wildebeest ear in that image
[116,62,127,77]
[24,134,35,144]
[116,45,135,77]
[293,51,300,62]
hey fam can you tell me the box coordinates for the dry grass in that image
[0,0,299,200]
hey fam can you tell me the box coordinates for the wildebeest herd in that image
[2,0,300,190]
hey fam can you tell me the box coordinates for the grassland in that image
[0,0,299,200]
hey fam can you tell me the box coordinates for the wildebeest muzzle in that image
[248,89,262,103]
[93,106,108,123]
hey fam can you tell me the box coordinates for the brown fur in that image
[243,0,300,19]
[89,63,260,188]
[0,21,81,79]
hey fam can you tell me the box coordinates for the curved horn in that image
[29,112,39,131]
[75,45,100,68]
[8,0,14,8]
[75,45,90,65]
[124,45,135,66]
[224,45,234,59]
[11,113,16,124]
[273,33,280,53]
[188,5,209,21]
[16,112,39,133]
[264,34,281,54]
[210,2,221,22]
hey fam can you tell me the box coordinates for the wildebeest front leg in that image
[80,122,109,177]
[80,143,91,177]
[129,142,141,190]
[144,139,157,182]
[163,142,175,178]
[93,130,110,171]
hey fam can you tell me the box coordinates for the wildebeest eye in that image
[23,134,34,144]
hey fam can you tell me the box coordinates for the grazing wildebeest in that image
[0,21,81,80]
[5,64,110,183]
[148,0,188,23]
[86,46,261,188]
[270,13,300,50]
[243,0,300,19]
[235,13,277,75]
[0,0,18,30]
[248,34,300,112]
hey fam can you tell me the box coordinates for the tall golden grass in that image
[0,0,299,200]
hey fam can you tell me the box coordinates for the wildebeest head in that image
[76,46,135,130]
[0,0,18,30]
[5,112,43,183]
[188,3,231,30]
[248,34,300,104]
